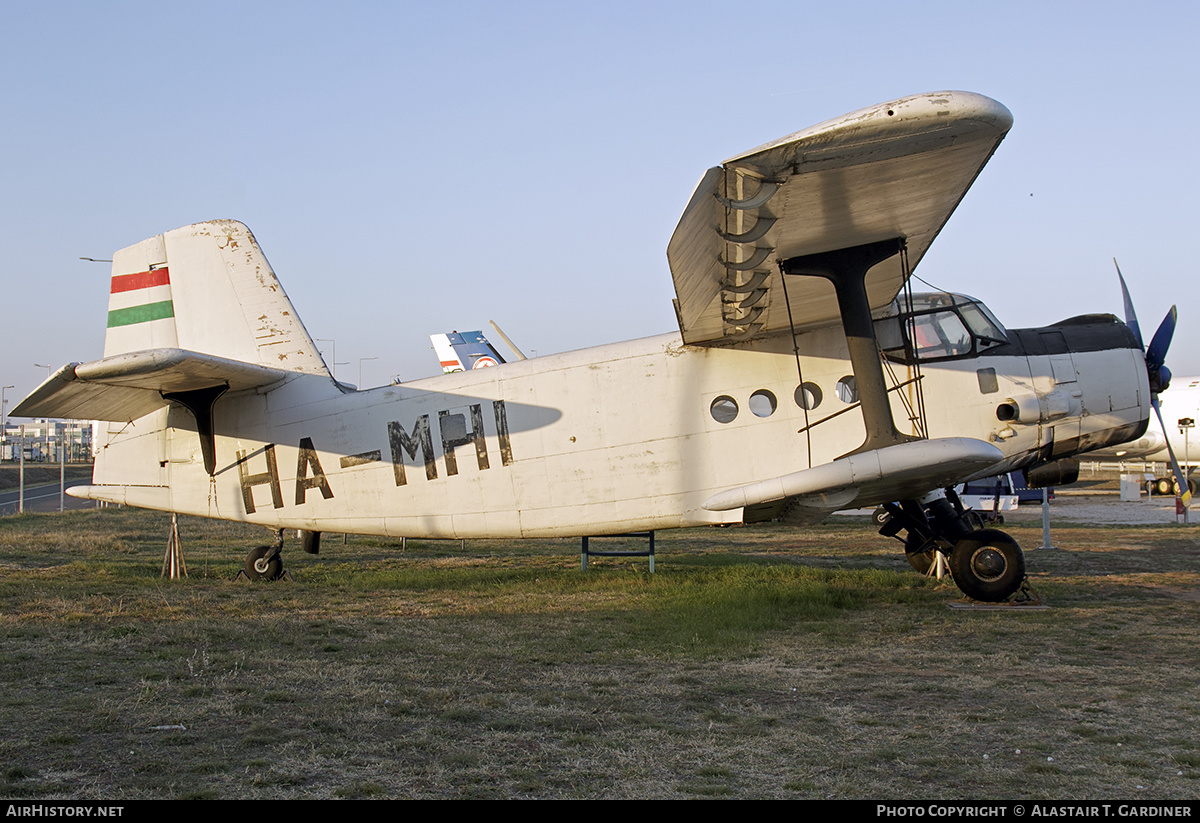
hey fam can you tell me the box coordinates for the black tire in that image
[904,535,937,575]
[949,529,1025,602]
[872,507,892,527]
[245,545,283,581]
[1156,478,1174,496]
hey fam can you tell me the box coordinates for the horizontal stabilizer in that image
[702,437,1003,512]
[12,348,291,422]
[67,483,170,510]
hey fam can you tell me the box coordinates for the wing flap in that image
[702,437,1004,512]
[668,91,1013,344]
[12,348,290,422]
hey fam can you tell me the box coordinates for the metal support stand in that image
[1037,488,1057,550]
[581,532,655,572]
[932,551,949,581]
[161,513,187,579]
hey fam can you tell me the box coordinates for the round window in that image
[710,395,738,423]
[749,389,777,418]
[836,376,858,404]
[794,382,822,410]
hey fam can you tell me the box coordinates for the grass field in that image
[1,506,1198,799]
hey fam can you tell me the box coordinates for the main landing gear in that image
[874,489,1026,602]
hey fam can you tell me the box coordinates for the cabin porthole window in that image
[836,376,858,404]
[710,395,739,423]
[749,389,777,418]
[794,383,822,410]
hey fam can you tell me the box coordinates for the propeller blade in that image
[1115,259,1143,348]
[1146,305,1177,373]
[1153,396,1191,508]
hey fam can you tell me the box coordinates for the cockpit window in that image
[873,292,1009,364]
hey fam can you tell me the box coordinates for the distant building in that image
[0,419,93,462]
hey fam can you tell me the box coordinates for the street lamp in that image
[1,385,12,462]
[359,357,378,388]
[315,339,336,378]
[1179,417,1194,487]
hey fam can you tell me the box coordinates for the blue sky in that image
[2,0,1197,403]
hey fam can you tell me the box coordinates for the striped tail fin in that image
[103,220,328,376]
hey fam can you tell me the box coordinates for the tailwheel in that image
[948,529,1025,602]
[245,545,284,581]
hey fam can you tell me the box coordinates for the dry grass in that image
[1,507,1198,799]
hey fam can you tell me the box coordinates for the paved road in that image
[0,479,95,514]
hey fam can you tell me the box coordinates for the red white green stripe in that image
[107,268,175,328]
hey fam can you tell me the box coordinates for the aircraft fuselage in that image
[88,311,1148,538]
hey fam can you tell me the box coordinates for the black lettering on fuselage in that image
[440,405,488,476]
[494,399,513,466]
[388,415,437,486]
[237,444,283,514]
[380,400,515,490]
[295,437,335,505]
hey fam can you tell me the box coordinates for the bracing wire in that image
[778,265,813,468]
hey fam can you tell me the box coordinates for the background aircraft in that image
[1086,376,1199,494]
[430,331,507,374]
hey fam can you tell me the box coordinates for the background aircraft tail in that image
[430,331,506,373]
[103,220,329,376]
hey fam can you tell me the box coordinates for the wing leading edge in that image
[668,91,1013,345]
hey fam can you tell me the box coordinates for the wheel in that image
[1156,478,1174,496]
[904,534,937,575]
[245,545,283,581]
[949,529,1025,602]
[872,507,892,527]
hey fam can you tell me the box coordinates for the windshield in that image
[873,292,1008,364]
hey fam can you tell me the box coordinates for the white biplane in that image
[15,91,1179,602]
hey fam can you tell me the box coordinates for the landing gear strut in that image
[876,489,1026,602]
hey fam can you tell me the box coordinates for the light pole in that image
[315,339,336,379]
[1,385,12,462]
[1179,417,1194,524]
[359,357,378,388]
[1179,417,1194,484]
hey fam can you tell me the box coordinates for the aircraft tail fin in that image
[103,220,329,376]
[430,331,506,374]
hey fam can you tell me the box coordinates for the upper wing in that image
[11,348,291,422]
[668,91,1012,345]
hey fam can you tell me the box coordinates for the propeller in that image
[1116,259,1189,507]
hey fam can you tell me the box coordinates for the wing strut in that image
[780,237,919,457]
